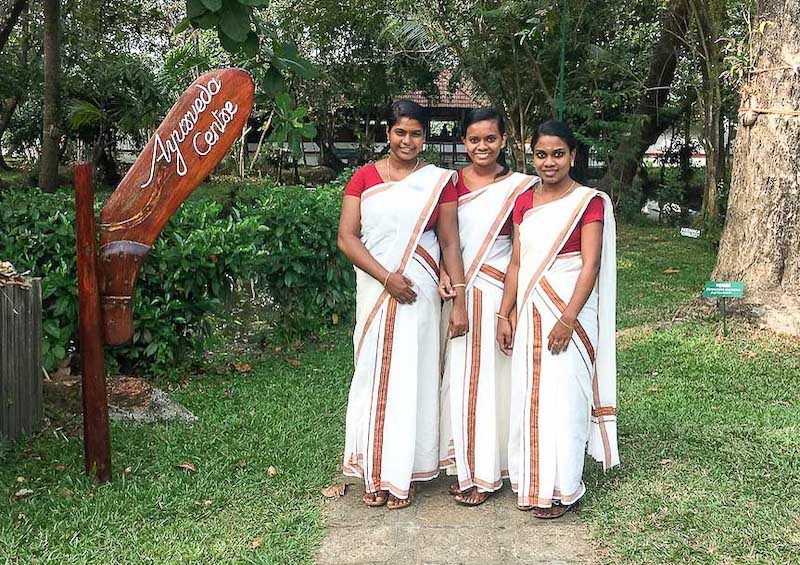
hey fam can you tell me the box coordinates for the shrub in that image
[0,177,355,374]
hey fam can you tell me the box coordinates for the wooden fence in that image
[0,279,43,439]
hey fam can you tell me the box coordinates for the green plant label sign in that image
[703,281,744,299]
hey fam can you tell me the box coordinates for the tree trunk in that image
[679,104,693,191]
[692,0,727,223]
[0,0,27,54]
[314,121,345,173]
[0,97,19,170]
[39,0,61,193]
[573,141,590,184]
[597,0,690,200]
[713,0,800,303]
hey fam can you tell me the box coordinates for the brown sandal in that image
[362,490,389,507]
[531,501,580,519]
[387,486,415,510]
[455,487,491,507]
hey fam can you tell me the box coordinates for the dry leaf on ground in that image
[648,386,663,393]
[54,465,66,472]
[232,363,252,373]
[267,466,277,476]
[176,461,197,473]
[320,483,347,498]
[287,359,302,367]
[249,536,263,549]
[662,268,681,274]
[658,459,673,465]
[14,489,33,499]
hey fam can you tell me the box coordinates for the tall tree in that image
[597,0,691,202]
[0,0,31,170]
[713,0,800,308]
[39,0,60,192]
[689,0,728,223]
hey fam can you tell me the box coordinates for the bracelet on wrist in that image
[556,317,574,331]
[452,282,466,289]
[495,312,509,321]
[382,272,391,287]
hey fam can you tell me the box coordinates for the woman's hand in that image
[384,272,417,304]
[509,308,517,335]
[438,270,456,300]
[448,301,469,338]
[547,317,574,354]
[497,317,513,355]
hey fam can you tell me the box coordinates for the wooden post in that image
[70,69,254,482]
[0,279,42,439]
[74,163,111,483]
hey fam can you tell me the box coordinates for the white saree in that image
[508,185,619,509]
[343,164,456,499]
[439,172,539,492]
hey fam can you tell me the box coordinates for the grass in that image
[584,224,800,562]
[2,220,798,563]
[0,337,354,563]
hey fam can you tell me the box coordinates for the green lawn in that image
[2,222,798,563]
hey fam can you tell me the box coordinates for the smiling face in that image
[532,135,576,185]
[387,117,425,162]
[464,119,507,168]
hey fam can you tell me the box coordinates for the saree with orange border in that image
[439,172,538,493]
[508,185,619,509]
[343,164,456,499]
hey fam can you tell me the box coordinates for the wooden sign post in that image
[74,68,254,482]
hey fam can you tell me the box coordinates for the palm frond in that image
[67,99,105,129]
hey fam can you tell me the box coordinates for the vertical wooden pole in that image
[74,163,112,483]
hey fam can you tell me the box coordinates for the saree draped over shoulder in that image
[343,164,456,499]
[439,172,539,492]
[508,185,619,509]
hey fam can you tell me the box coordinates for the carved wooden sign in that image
[98,68,254,344]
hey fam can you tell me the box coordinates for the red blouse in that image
[455,173,513,236]
[344,164,457,231]
[512,192,604,254]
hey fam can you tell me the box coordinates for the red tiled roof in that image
[398,71,489,109]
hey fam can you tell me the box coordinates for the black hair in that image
[463,107,509,178]
[387,99,428,131]
[530,119,577,152]
[462,107,506,135]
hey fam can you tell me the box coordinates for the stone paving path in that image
[317,476,595,565]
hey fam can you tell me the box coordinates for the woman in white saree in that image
[498,120,619,519]
[338,100,469,510]
[438,108,539,506]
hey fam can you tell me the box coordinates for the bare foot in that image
[447,482,461,496]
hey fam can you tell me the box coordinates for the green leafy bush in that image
[0,178,354,374]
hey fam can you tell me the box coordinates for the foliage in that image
[0,177,354,373]
[269,92,317,158]
[181,0,267,56]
